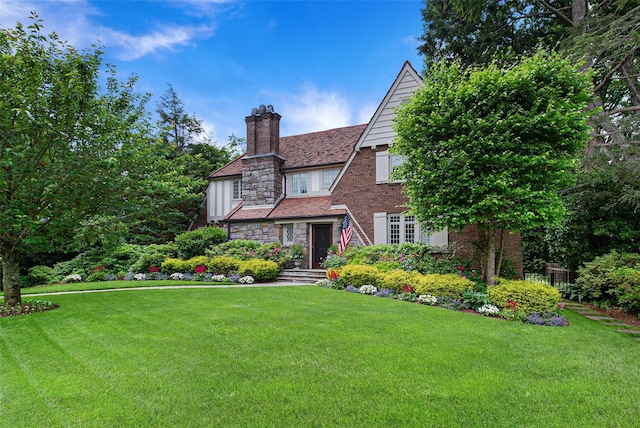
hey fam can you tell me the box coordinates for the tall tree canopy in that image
[0,15,150,304]
[420,0,639,155]
[156,83,206,153]
[420,0,640,269]
[393,51,593,285]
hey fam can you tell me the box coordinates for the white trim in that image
[330,62,422,193]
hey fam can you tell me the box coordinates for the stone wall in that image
[241,154,284,206]
[229,221,281,244]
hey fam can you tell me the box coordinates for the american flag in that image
[338,215,353,254]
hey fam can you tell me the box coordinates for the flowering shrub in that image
[359,284,378,295]
[228,274,240,283]
[194,265,206,274]
[1,299,55,317]
[321,251,347,269]
[149,266,160,273]
[238,275,255,284]
[170,273,184,280]
[345,285,359,293]
[134,273,147,281]
[62,274,83,283]
[212,275,226,282]
[477,304,500,316]
[326,268,340,281]
[315,279,331,287]
[417,294,437,305]
[374,288,395,298]
[438,296,465,311]
[524,311,569,326]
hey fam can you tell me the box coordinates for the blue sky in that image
[1,0,425,143]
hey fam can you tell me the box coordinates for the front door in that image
[312,224,332,269]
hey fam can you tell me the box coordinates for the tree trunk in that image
[495,229,505,278]
[486,231,496,286]
[2,249,22,306]
[477,226,497,286]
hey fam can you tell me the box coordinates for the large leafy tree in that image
[420,0,640,269]
[393,51,592,285]
[0,15,150,305]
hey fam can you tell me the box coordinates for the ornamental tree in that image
[0,15,149,305]
[393,50,593,285]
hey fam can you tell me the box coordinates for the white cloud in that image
[106,24,216,61]
[0,0,223,61]
[271,85,353,136]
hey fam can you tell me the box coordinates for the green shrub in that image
[414,274,474,299]
[130,243,178,273]
[26,265,55,286]
[611,267,640,313]
[238,259,279,281]
[372,261,402,272]
[339,264,380,287]
[574,251,640,310]
[161,258,188,273]
[51,244,143,279]
[86,270,107,282]
[175,226,227,259]
[376,270,423,292]
[207,256,241,276]
[488,280,560,314]
[208,239,262,259]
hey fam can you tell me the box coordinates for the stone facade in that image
[229,221,281,243]
[241,154,284,206]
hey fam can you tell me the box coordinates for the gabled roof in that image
[209,124,367,179]
[330,62,423,192]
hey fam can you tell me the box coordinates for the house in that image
[199,62,522,272]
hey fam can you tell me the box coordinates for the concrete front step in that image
[276,269,326,284]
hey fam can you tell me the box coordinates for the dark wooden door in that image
[312,224,332,269]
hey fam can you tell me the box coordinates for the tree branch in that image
[539,0,575,26]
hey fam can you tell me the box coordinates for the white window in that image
[376,151,405,184]
[290,172,308,195]
[389,154,404,181]
[232,179,242,200]
[374,212,448,247]
[283,224,294,245]
[322,168,340,188]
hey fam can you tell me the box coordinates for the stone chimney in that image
[241,105,284,206]
[245,104,281,157]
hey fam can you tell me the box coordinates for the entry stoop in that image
[276,269,327,284]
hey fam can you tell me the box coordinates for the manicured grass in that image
[18,280,232,295]
[1,286,639,427]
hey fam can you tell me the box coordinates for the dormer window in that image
[322,168,340,188]
[290,172,308,195]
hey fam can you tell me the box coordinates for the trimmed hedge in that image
[376,270,422,292]
[488,280,560,314]
[414,274,474,299]
[207,256,241,276]
[238,259,279,282]
[339,264,380,287]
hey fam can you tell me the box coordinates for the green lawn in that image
[1,285,639,427]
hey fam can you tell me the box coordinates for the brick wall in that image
[332,146,406,241]
[332,145,523,276]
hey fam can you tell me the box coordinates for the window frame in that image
[290,172,308,195]
[232,179,242,200]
